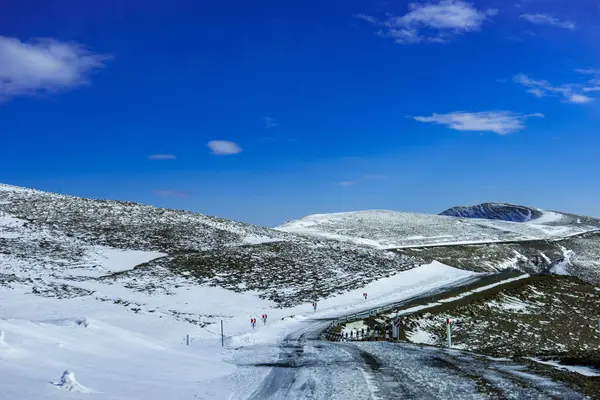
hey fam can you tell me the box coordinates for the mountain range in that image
[2,183,600,308]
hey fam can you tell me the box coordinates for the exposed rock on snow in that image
[440,202,544,222]
[52,370,91,393]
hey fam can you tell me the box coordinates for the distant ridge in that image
[439,202,543,223]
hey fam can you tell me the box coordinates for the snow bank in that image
[53,370,92,393]
[407,323,436,345]
[527,358,600,377]
[230,262,479,347]
[529,211,563,225]
[243,236,283,245]
[551,249,573,276]
[0,214,27,239]
[84,246,166,276]
[388,274,530,318]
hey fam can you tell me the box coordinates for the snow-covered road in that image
[233,316,585,400]
[227,276,587,400]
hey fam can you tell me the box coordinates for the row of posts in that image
[325,326,391,342]
[185,320,226,347]
[324,317,454,348]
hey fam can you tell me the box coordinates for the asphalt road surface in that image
[235,318,585,400]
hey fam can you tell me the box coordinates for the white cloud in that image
[0,36,109,100]
[337,181,356,187]
[355,14,378,24]
[576,68,600,87]
[207,140,242,155]
[153,190,191,198]
[566,93,593,104]
[148,154,176,160]
[513,73,595,104]
[576,68,600,75]
[583,87,600,93]
[411,111,543,135]
[358,0,497,44]
[527,88,546,98]
[264,116,278,128]
[520,13,576,30]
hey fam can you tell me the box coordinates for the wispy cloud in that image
[153,190,191,198]
[335,174,385,187]
[577,68,600,86]
[411,111,543,135]
[583,87,600,93]
[0,36,110,100]
[337,181,357,187]
[207,140,242,155]
[356,0,497,44]
[513,73,595,104]
[520,13,576,30]
[355,14,378,24]
[576,69,600,76]
[264,116,278,128]
[567,94,593,104]
[148,154,176,160]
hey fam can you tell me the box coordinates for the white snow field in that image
[0,261,477,399]
[277,209,600,249]
[527,358,600,377]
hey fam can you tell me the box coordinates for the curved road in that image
[229,286,587,400]
[238,318,585,400]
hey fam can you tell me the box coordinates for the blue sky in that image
[1,0,599,226]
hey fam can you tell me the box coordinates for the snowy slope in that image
[0,183,421,306]
[0,183,487,398]
[0,259,477,399]
[0,183,291,253]
[277,208,600,249]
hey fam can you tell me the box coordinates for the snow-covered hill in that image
[277,208,600,249]
[0,183,419,306]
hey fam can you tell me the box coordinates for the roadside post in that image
[393,319,402,340]
[446,317,452,348]
[221,320,224,347]
[186,334,190,346]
